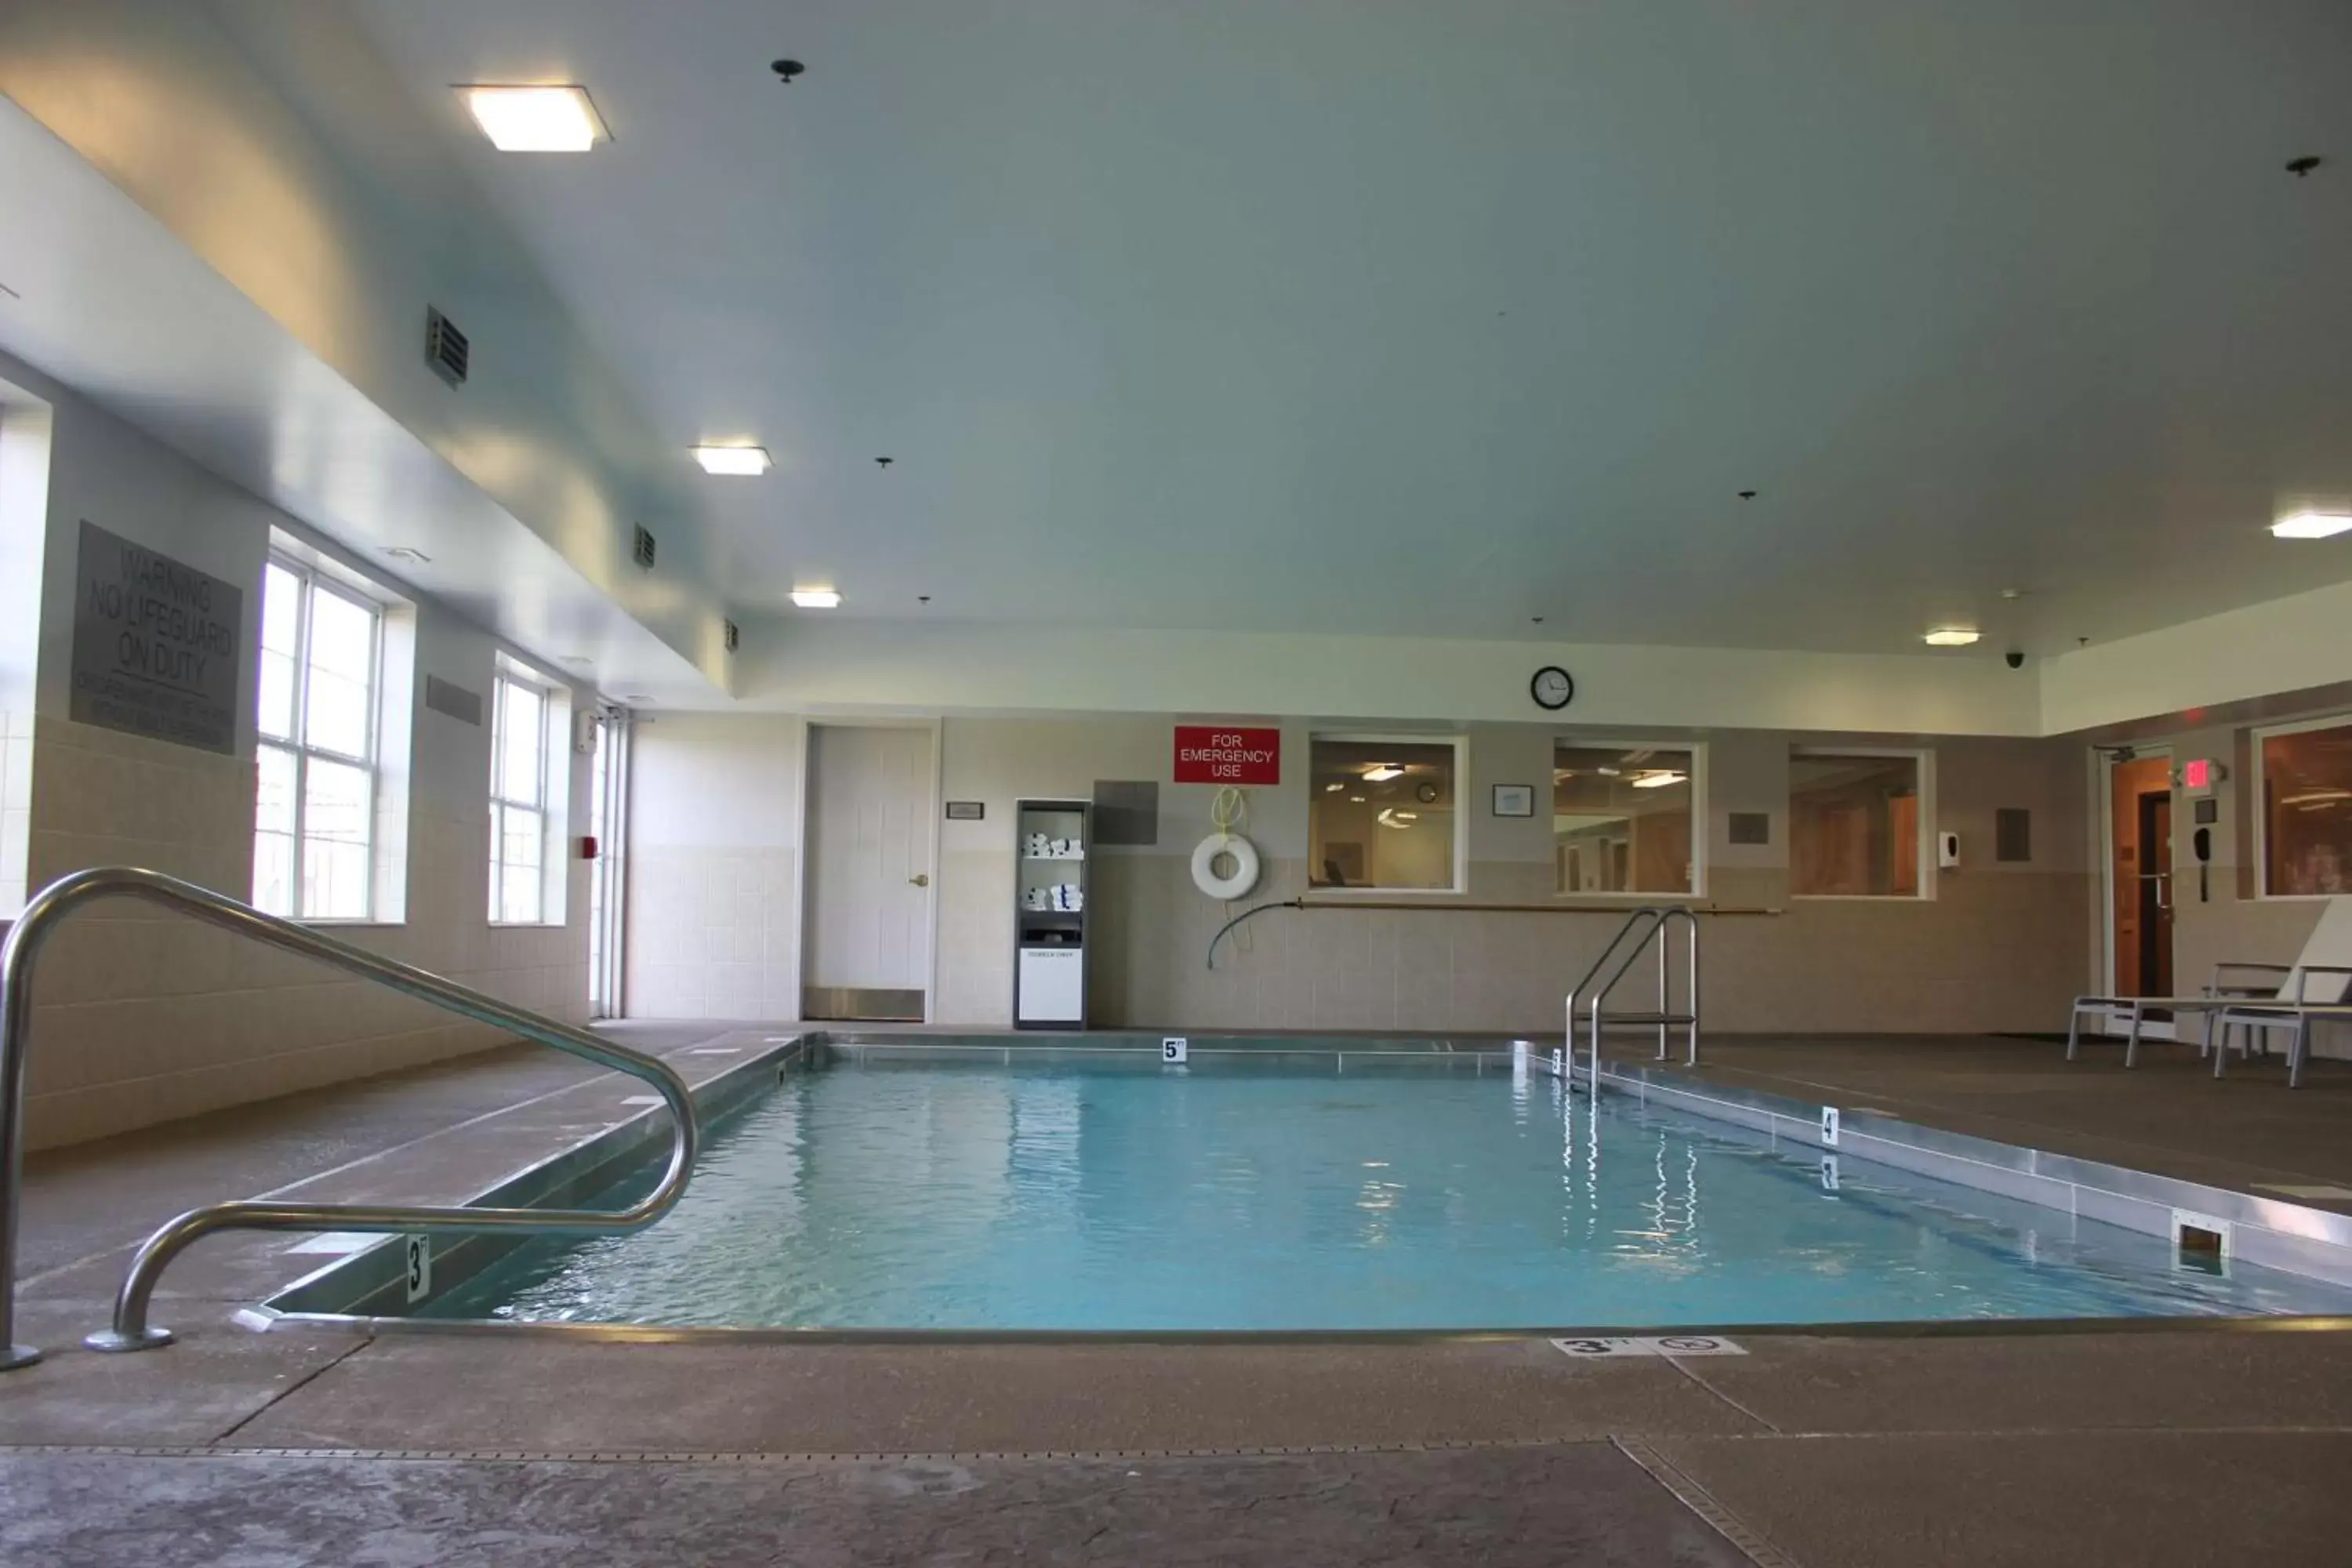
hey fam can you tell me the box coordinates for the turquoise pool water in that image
[423,1059,2352,1330]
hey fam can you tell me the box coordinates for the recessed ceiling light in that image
[1348,795,1367,804]
[691,445,772,476]
[1631,771,1686,789]
[790,587,842,608]
[1324,782,1344,793]
[2271,510,2352,539]
[1922,628,1981,647]
[1362,764,1404,782]
[461,85,608,152]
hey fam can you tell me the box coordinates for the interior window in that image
[1554,746,1697,895]
[1791,753,1922,897]
[2263,720,2352,895]
[1308,739,1460,891]
[489,670,554,924]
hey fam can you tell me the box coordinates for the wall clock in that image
[1530,666,1575,710]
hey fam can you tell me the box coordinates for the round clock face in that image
[1531,665,1575,710]
[1415,780,1441,804]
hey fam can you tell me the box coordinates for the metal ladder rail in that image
[1,866,702,1370]
[1577,907,1700,1091]
[1563,907,1667,1094]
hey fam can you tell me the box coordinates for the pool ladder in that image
[1563,906,1700,1094]
[0,866,702,1372]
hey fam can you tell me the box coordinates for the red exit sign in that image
[1174,726,1280,785]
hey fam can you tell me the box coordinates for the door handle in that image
[909,873,930,888]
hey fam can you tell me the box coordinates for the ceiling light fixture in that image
[1362,764,1404,782]
[691,445,772,476]
[1631,771,1686,789]
[1922,628,1981,647]
[789,588,842,608]
[2271,510,2352,539]
[461,85,608,152]
[1348,795,1367,804]
[1324,782,1344,793]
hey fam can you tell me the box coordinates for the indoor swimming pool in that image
[409,1055,2352,1332]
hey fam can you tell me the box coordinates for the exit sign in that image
[1174,726,1280,785]
[2181,758,2225,795]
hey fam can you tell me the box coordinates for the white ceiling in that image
[336,0,2352,655]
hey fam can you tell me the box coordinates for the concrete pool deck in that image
[5,1024,2352,1565]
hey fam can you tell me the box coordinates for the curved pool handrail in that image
[0,866,699,1368]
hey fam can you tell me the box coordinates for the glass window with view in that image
[1308,739,1459,890]
[1791,753,1922,896]
[2263,719,2352,896]
[253,559,380,920]
[1554,746,1697,895]
[489,670,555,923]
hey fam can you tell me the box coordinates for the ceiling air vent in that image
[724,619,740,654]
[631,525,657,571]
[424,307,469,387]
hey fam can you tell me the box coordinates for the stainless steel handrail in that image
[1563,906,1700,1091]
[0,866,700,1370]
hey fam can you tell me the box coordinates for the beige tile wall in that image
[18,713,588,1152]
[1087,853,2088,1036]
[0,709,29,913]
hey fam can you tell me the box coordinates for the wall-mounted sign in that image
[69,521,242,755]
[2180,758,2226,795]
[1174,726,1280,785]
[944,800,985,820]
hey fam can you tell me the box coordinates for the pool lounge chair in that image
[2065,897,2352,1088]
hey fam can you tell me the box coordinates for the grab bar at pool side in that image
[0,866,700,1370]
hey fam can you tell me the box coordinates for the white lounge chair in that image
[2066,897,2352,1088]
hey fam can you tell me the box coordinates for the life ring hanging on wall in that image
[1192,832,1262,900]
[1191,785,1263,899]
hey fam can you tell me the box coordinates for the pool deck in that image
[5,1024,2352,1566]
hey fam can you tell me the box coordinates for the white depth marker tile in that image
[1551,1335,1747,1359]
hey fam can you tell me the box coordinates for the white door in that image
[804,724,934,1020]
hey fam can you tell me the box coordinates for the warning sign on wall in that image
[1173,726,1280,785]
[69,521,243,755]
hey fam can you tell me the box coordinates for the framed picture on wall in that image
[1492,783,1535,818]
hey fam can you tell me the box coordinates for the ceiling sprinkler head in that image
[2287,155,2321,177]
[771,59,806,84]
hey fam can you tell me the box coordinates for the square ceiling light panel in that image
[463,86,608,152]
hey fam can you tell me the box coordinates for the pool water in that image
[423,1060,2352,1330]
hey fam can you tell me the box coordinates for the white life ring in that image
[1192,833,1261,900]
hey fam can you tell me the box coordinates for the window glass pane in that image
[499,679,546,806]
[1554,746,1694,894]
[301,757,372,919]
[253,743,299,916]
[498,803,546,923]
[2264,721,2352,895]
[1308,739,1457,890]
[303,590,375,760]
[257,565,302,742]
[260,564,303,655]
[1791,755,1920,896]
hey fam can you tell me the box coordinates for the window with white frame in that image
[253,558,382,920]
[1789,750,1926,897]
[1554,742,1703,895]
[489,664,559,924]
[1308,736,1465,891]
[2256,715,2352,897]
